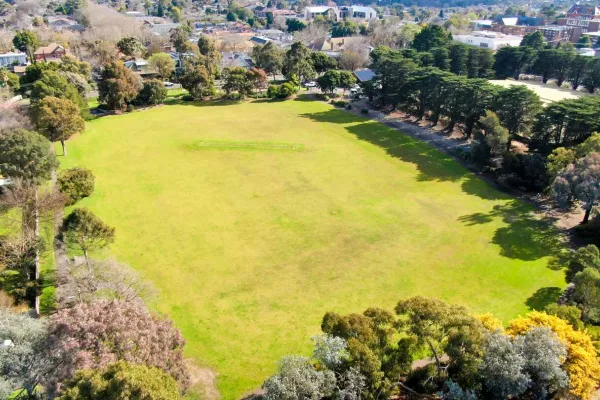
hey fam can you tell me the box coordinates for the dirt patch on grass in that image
[186,361,221,400]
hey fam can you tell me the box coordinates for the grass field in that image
[57,97,565,399]
[489,79,586,104]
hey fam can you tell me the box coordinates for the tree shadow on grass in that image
[526,287,563,310]
[458,201,563,261]
[460,175,511,201]
[301,109,467,183]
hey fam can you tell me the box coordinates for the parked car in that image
[303,81,317,88]
[163,81,174,87]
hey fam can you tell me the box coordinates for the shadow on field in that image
[300,109,466,183]
[526,287,563,310]
[300,108,564,264]
[458,201,562,261]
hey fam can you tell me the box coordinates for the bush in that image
[135,79,168,106]
[126,104,135,112]
[361,108,369,114]
[267,83,297,99]
[345,104,352,110]
[500,153,549,192]
[57,168,95,205]
[332,100,346,108]
[182,94,195,102]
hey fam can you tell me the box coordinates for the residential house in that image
[34,43,71,62]
[124,59,158,78]
[0,52,27,67]
[307,36,371,57]
[353,68,374,82]
[453,31,523,50]
[144,21,181,35]
[220,52,255,70]
[304,5,376,21]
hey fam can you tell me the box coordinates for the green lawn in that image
[57,97,565,399]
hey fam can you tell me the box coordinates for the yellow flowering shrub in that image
[477,313,504,332]
[507,311,600,400]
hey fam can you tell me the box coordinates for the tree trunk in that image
[61,140,67,156]
[583,205,592,224]
[426,339,442,379]
[34,187,40,317]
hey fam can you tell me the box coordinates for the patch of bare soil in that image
[186,361,221,400]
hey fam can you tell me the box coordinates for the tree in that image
[262,356,336,400]
[0,308,56,398]
[62,258,156,304]
[374,55,416,108]
[332,21,359,38]
[222,66,254,97]
[476,110,509,161]
[58,361,180,400]
[493,85,542,147]
[310,52,337,74]
[317,70,340,94]
[544,304,584,330]
[337,70,356,95]
[171,6,183,22]
[148,52,175,79]
[117,36,145,57]
[568,55,589,90]
[572,268,600,323]
[31,96,85,156]
[448,42,468,76]
[565,244,600,282]
[135,79,167,105]
[552,152,600,223]
[196,36,221,75]
[247,68,268,92]
[61,208,115,264]
[282,42,316,81]
[480,331,529,399]
[0,68,19,91]
[286,18,306,32]
[45,300,189,391]
[226,10,237,21]
[57,168,95,205]
[520,31,544,50]
[98,61,141,111]
[30,71,87,116]
[12,29,40,62]
[169,25,192,54]
[493,46,536,80]
[582,58,600,93]
[532,49,558,83]
[412,25,450,52]
[507,311,600,400]
[577,35,592,49]
[0,130,57,184]
[178,59,215,100]
[547,147,576,180]
[395,297,486,384]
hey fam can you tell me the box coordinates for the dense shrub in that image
[267,82,297,99]
[332,100,347,108]
[361,108,369,114]
[57,168,95,205]
[135,79,167,106]
[499,153,549,192]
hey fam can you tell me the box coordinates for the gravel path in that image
[346,98,470,155]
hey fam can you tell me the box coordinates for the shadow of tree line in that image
[300,108,568,311]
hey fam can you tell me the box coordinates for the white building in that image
[0,52,27,67]
[453,31,523,50]
[145,22,181,35]
[304,5,377,21]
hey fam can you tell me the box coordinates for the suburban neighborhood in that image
[1,0,600,399]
